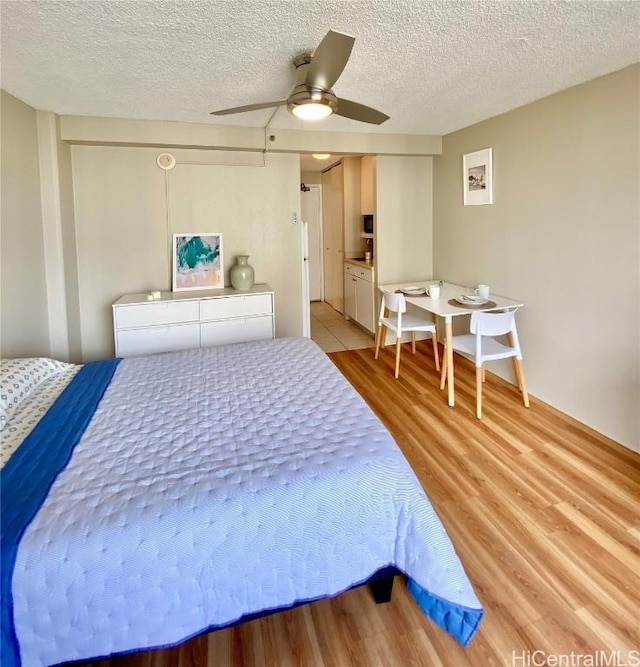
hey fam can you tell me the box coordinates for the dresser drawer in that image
[114,300,199,329]
[116,323,200,357]
[200,316,273,347]
[200,293,273,320]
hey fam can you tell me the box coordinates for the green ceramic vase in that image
[230,255,255,290]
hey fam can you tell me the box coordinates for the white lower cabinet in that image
[344,272,358,322]
[113,285,274,357]
[343,262,375,334]
[356,277,375,333]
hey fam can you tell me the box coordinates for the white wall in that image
[434,65,640,452]
[0,91,50,357]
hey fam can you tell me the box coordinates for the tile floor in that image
[310,301,375,353]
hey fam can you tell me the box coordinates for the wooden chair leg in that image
[374,324,384,359]
[431,333,440,372]
[375,309,388,360]
[476,366,483,419]
[482,365,486,383]
[411,332,416,354]
[440,352,447,390]
[512,358,523,390]
[515,358,530,408]
[395,338,402,379]
[512,357,522,390]
[508,333,523,390]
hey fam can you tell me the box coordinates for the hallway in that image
[310,301,374,353]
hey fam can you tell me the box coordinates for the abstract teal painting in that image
[172,233,224,291]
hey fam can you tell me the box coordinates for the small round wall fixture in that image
[156,153,176,170]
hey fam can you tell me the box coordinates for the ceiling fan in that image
[210,30,389,125]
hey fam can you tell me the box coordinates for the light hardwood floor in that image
[83,343,639,667]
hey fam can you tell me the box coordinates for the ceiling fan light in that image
[291,102,333,120]
[287,85,338,121]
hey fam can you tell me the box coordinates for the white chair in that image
[440,308,529,419]
[374,291,440,379]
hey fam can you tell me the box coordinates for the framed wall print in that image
[463,148,493,205]
[172,233,224,291]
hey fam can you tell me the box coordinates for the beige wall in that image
[71,146,169,360]
[301,171,323,185]
[71,147,302,360]
[49,116,442,362]
[61,115,441,156]
[3,65,636,451]
[56,122,83,362]
[342,157,363,256]
[434,65,640,452]
[0,91,50,357]
[376,155,433,286]
[166,151,302,340]
[5,103,439,363]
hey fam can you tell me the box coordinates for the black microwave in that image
[363,214,374,234]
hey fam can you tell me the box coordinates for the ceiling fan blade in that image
[335,98,390,125]
[306,30,355,90]
[210,100,286,116]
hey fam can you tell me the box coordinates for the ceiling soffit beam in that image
[59,116,442,156]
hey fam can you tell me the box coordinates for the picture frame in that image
[463,148,493,206]
[172,233,224,291]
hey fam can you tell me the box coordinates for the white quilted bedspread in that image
[13,338,480,666]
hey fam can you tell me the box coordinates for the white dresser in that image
[112,284,274,357]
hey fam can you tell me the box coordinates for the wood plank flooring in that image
[82,343,639,667]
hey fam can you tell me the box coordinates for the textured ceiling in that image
[1,0,638,136]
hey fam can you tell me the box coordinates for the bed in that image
[1,337,483,666]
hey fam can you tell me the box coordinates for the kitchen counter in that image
[344,257,374,268]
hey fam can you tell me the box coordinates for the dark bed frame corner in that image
[368,566,398,604]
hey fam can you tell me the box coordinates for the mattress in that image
[2,338,483,666]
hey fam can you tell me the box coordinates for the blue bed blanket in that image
[1,359,121,667]
[2,340,483,667]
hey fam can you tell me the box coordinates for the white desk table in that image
[379,281,523,407]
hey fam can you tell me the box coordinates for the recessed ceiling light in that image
[312,153,331,160]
